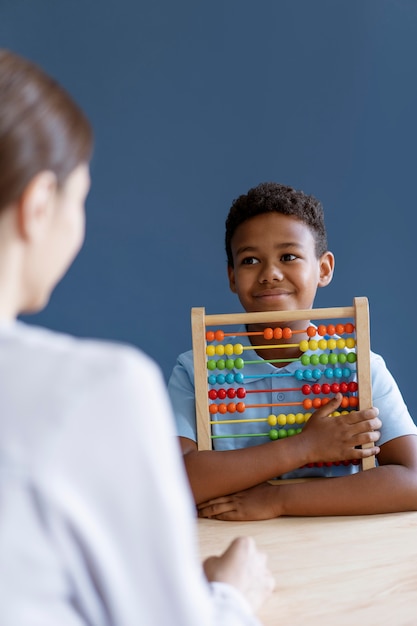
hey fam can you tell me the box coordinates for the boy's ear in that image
[318,251,335,288]
[227,265,237,293]
[17,171,57,241]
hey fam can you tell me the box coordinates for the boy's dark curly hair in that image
[225,182,328,267]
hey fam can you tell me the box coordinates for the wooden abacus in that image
[191,296,375,474]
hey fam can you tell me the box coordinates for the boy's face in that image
[227,212,334,315]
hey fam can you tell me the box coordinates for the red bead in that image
[339,382,348,393]
[331,383,340,393]
[348,382,358,392]
[227,388,236,398]
[322,384,331,394]
[208,389,217,400]
[302,384,311,395]
[217,388,227,400]
[312,383,321,395]
[236,387,246,398]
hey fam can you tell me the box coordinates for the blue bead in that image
[234,372,244,383]
[304,369,313,380]
[208,375,217,385]
[295,369,304,380]
[324,368,333,379]
[216,374,226,384]
[334,367,343,379]
[225,373,235,384]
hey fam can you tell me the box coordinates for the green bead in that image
[328,353,338,364]
[278,429,287,438]
[225,358,234,370]
[207,360,216,370]
[234,357,244,369]
[319,353,329,364]
[338,353,347,364]
[217,359,226,370]
[269,429,279,440]
[301,354,310,365]
[310,354,319,365]
[347,352,357,363]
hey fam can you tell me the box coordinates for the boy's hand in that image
[203,535,275,612]
[301,393,381,464]
[199,483,280,522]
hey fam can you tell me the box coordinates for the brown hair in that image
[225,182,328,266]
[0,49,93,212]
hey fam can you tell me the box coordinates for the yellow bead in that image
[308,339,318,351]
[224,343,234,356]
[267,414,277,426]
[327,338,337,350]
[234,343,243,355]
[295,412,305,424]
[299,340,309,352]
[318,339,327,350]
[215,345,225,355]
[206,345,215,356]
[277,413,287,426]
[286,413,295,425]
[305,413,312,421]
[336,338,346,349]
[346,337,355,349]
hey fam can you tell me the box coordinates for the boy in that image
[168,182,417,520]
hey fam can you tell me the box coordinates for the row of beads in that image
[208,381,358,400]
[207,351,356,370]
[206,337,356,357]
[207,367,356,385]
[206,323,355,343]
[209,396,359,414]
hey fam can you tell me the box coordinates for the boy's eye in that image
[281,253,297,262]
[241,256,260,265]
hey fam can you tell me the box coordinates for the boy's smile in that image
[227,212,334,318]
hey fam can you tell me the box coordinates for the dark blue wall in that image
[1,1,416,421]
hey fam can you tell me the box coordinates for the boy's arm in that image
[180,395,381,504]
[197,434,417,519]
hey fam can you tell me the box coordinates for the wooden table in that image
[198,512,417,625]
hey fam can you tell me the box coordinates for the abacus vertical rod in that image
[191,307,212,450]
[354,297,375,470]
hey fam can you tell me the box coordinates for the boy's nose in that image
[259,263,284,283]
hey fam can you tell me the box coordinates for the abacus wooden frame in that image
[191,296,375,472]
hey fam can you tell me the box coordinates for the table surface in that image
[198,512,417,626]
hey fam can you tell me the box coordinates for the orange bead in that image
[312,398,322,409]
[307,326,317,337]
[282,327,292,339]
[215,330,225,341]
[263,328,273,340]
[218,403,227,414]
[340,397,349,408]
[345,323,355,334]
[303,398,313,410]
[317,324,327,336]
[349,397,359,407]
[321,397,330,405]
[335,324,345,335]
[273,327,283,339]
[236,402,246,413]
[209,404,218,414]
[206,331,215,342]
[228,402,236,413]
[327,324,336,336]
